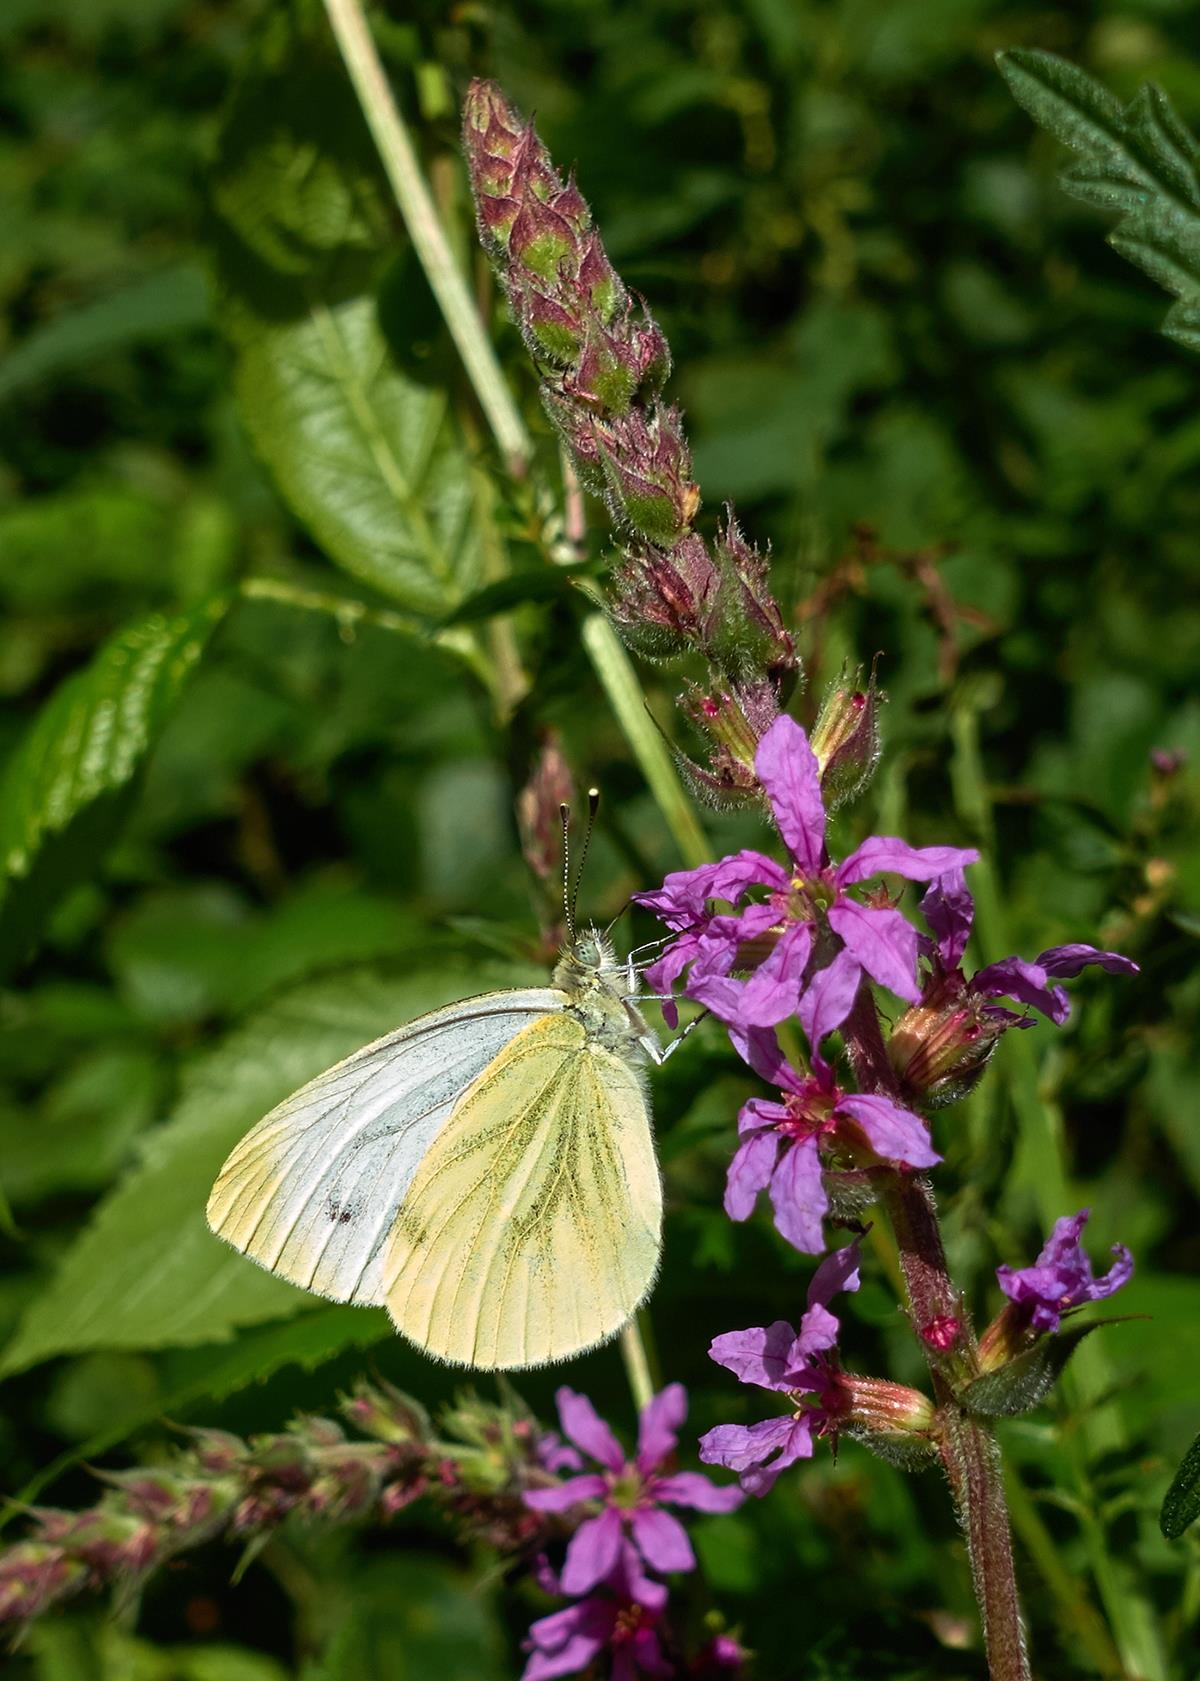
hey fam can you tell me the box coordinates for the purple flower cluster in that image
[632,711,1139,1501]
[521,1386,742,1680]
[636,715,977,1031]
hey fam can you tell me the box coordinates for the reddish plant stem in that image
[843,985,1031,1681]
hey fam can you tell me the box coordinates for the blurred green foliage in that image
[1,0,1198,1676]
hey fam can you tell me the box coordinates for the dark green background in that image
[1,0,1197,1676]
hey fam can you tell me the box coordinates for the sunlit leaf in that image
[998,49,1200,351]
[0,598,229,974]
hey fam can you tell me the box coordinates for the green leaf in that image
[0,962,536,1375]
[0,598,229,974]
[212,12,485,617]
[1160,1430,1200,1540]
[997,49,1200,351]
[961,1319,1134,1418]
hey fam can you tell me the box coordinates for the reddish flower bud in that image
[920,1314,964,1352]
[837,1374,939,1467]
[341,1379,430,1448]
[517,733,575,884]
[677,678,782,807]
[889,988,1000,1106]
[809,664,882,809]
[0,1542,87,1624]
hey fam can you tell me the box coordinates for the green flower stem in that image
[949,697,1168,1681]
[322,0,708,866]
[844,985,1030,1681]
[580,612,710,868]
[321,0,530,477]
[619,1318,656,1415]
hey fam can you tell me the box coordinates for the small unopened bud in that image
[810,666,882,809]
[677,679,779,807]
[342,1379,430,1448]
[0,1542,87,1624]
[837,1374,939,1468]
[976,1303,1034,1373]
[889,994,998,1106]
[920,1314,964,1353]
[609,535,722,659]
[592,407,699,547]
[711,514,797,692]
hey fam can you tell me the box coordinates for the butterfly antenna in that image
[569,788,600,935]
[559,802,575,944]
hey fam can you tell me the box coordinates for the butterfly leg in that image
[638,1009,708,1066]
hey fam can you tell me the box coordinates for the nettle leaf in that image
[1161,1430,1200,1540]
[961,1318,1134,1418]
[0,962,536,1375]
[998,49,1200,352]
[211,12,485,617]
[0,598,228,974]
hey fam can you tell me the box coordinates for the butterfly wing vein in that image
[383,1013,661,1369]
[205,990,564,1306]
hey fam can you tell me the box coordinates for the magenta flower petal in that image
[630,1506,695,1574]
[708,848,791,899]
[654,1471,744,1513]
[560,1506,625,1595]
[807,1241,862,1309]
[754,716,826,874]
[522,1599,610,1681]
[1035,944,1139,979]
[997,1209,1134,1334]
[920,868,974,968]
[632,861,732,929]
[828,899,921,1001]
[724,1127,781,1221]
[726,921,813,1028]
[972,956,1069,1024]
[708,1320,799,1391]
[836,836,978,888]
[836,1092,940,1169]
[787,1301,840,1369]
[796,946,861,1054]
[728,1024,794,1087]
[555,1387,626,1472]
[609,1538,669,1611]
[636,1383,686,1474]
[523,1473,608,1513]
[768,1134,828,1254]
[698,1415,813,1496]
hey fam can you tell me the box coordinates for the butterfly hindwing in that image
[205,989,565,1306]
[382,1012,662,1369]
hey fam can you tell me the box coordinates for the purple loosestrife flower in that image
[635,716,976,1030]
[522,1544,671,1681]
[890,869,1138,1102]
[524,1386,742,1595]
[698,1246,861,1495]
[724,980,938,1253]
[996,1209,1133,1334]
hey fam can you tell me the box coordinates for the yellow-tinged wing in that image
[383,1013,661,1370]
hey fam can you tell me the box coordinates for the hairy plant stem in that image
[843,985,1031,1681]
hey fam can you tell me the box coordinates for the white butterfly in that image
[207,806,683,1370]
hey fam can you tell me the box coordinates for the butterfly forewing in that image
[206,989,565,1306]
[382,1012,661,1369]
